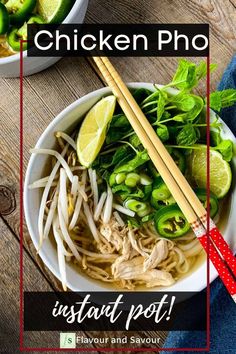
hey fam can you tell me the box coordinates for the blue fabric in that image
[163,56,236,354]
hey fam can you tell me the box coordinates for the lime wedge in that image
[189,146,232,198]
[37,0,73,23]
[77,96,116,167]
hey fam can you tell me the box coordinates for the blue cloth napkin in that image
[163,56,236,354]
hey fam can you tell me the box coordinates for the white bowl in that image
[0,0,88,77]
[24,83,236,292]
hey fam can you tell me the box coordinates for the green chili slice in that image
[195,188,219,218]
[6,0,37,25]
[154,205,190,238]
[0,3,9,35]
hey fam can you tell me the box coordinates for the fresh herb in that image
[157,89,167,121]
[176,124,199,146]
[115,150,150,173]
[156,124,169,142]
[209,89,236,112]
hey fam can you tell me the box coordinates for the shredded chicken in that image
[143,239,168,271]
[112,256,175,287]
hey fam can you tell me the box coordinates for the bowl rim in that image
[0,0,85,64]
[24,82,236,292]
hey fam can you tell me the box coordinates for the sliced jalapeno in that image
[151,195,166,210]
[195,188,219,218]
[0,3,9,34]
[7,27,27,51]
[171,149,186,173]
[154,205,190,238]
[5,0,36,25]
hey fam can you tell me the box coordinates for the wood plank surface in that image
[0,0,235,352]
[0,219,94,353]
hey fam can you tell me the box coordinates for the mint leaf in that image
[176,124,198,146]
[219,89,236,108]
[156,124,169,142]
[209,92,222,111]
[209,89,236,112]
[157,90,167,121]
[171,59,197,90]
[169,92,196,112]
[172,95,204,122]
[129,134,141,148]
[196,61,217,80]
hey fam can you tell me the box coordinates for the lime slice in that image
[37,0,73,23]
[189,146,232,198]
[77,96,116,167]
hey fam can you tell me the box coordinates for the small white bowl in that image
[24,83,236,292]
[0,0,88,77]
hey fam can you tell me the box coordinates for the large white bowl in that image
[0,0,88,77]
[24,83,236,292]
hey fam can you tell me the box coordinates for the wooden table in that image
[0,0,235,352]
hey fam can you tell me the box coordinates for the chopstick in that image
[93,56,236,302]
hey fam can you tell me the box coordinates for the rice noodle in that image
[94,192,107,221]
[76,245,118,259]
[113,203,135,217]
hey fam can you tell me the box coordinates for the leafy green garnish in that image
[156,124,169,142]
[176,124,199,146]
[157,89,167,121]
[167,59,217,90]
[196,61,217,80]
[129,134,141,148]
[168,92,196,112]
[209,89,236,112]
[170,59,197,90]
[115,150,150,173]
